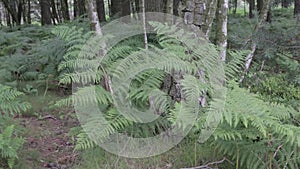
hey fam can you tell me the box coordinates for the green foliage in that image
[0,125,24,169]
[53,13,300,169]
[212,81,300,169]
[0,84,31,116]
[0,84,30,168]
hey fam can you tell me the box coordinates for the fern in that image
[0,84,30,168]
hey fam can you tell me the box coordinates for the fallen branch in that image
[181,157,227,169]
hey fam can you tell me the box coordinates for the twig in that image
[273,144,283,158]
[39,115,57,121]
[181,157,227,169]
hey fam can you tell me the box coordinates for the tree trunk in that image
[266,6,271,23]
[183,0,206,29]
[295,0,300,17]
[40,0,52,25]
[0,2,3,26]
[86,0,112,92]
[96,0,106,22]
[50,0,60,24]
[61,0,70,21]
[173,0,180,16]
[135,0,140,13]
[110,0,121,17]
[164,0,172,14]
[233,0,237,14]
[22,0,26,23]
[121,0,131,17]
[74,0,78,17]
[27,0,31,24]
[78,0,86,16]
[142,0,148,49]
[257,0,263,14]
[215,0,228,61]
[249,0,255,18]
[203,0,217,38]
[2,0,21,25]
[6,9,11,27]
[145,0,165,12]
[282,0,289,8]
[240,0,271,82]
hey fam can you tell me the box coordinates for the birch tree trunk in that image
[0,2,3,25]
[142,0,148,49]
[86,0,113,92]
[215,0,228,61]
[240,0,271,82]
[203,0,217,38]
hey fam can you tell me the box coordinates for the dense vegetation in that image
[0,0,299,169]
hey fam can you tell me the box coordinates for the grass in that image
[73,138,233,169]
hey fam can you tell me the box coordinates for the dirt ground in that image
[16,107,80,169]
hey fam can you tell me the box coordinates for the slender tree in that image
[50,0,60,24]
[110,0,121,17]
[27,0,31,24]
[241,0,271,82]
[61,0,70,21]
[96,0,106,22]
[215,0,228,61]
[295,0,300,17]
[40,0,52,25]
[78,0,86,16]
[282,0,290,8]
[249,0,255,18]
[1,0,22,25]
[173,0,180,16]
[121,0,131,17]
[145,0,165,12]
[257,0,264,14]
[142,0,148,49]
[203,0,217,38]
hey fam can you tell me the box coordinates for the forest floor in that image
[14,89,80,169]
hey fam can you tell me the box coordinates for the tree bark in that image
[110,0,121,17]
[27,0,31,24]
[249,0,255,18]
[121,0,131,17]
[282,0,289,8]
[215,0,228,61]
[257,0,264,14]
[145,0,165,12]
[240,0,271,82]
[50,0,60,24]
[74,0,78,17]
[135,0,140,13]
[173,0,180,16]
[78,0,86,16]
[96,0,106,22]
[40,0,52,25]
[142,0,148,49]
[1,0,22,25]
[0,2,3,26]
[233,0,237,14]
[86,0,112,92]
[203,0,217,38]
[295,0,300,17]
[183,0,206,29]
[61,0,70,21]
